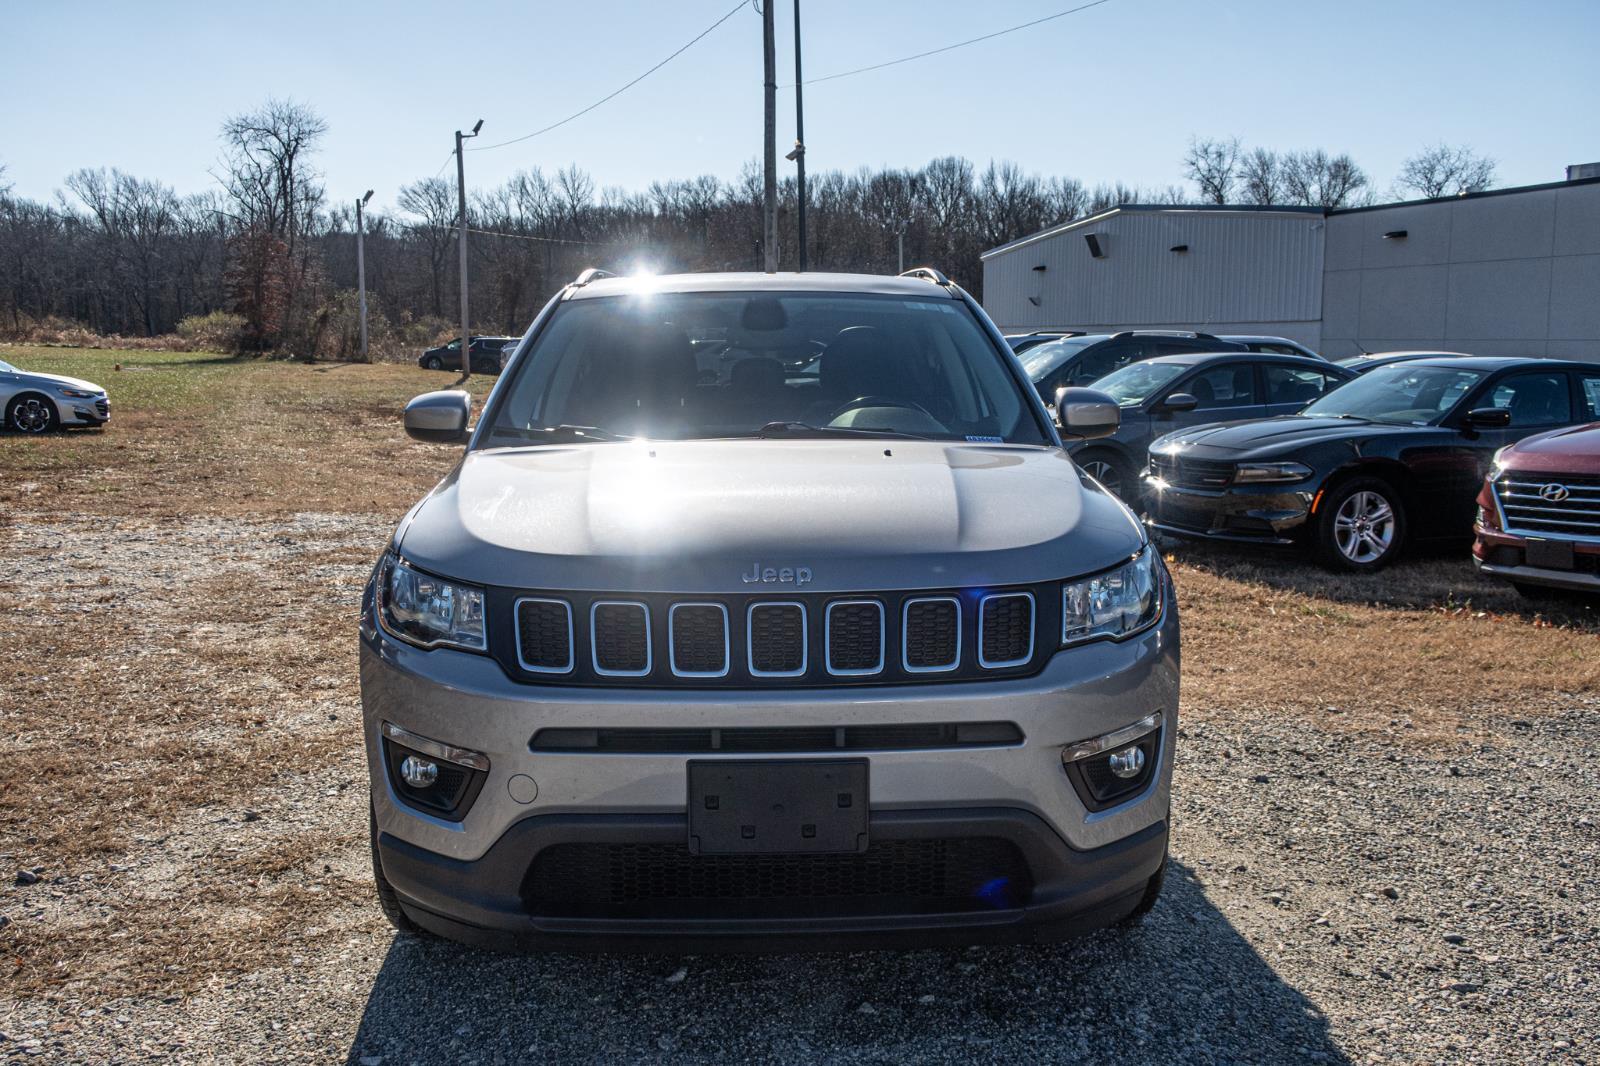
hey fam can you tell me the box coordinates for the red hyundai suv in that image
[1474,422,1600,596]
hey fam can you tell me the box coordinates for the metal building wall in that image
[981,208,1326,345]
[1320,181,1600,362]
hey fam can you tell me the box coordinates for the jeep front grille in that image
[1495,474,1600,538]
[502,585,1054,688]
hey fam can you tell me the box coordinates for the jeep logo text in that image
[742,562,812,587]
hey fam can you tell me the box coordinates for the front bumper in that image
[378,809,1168,951]
[361,594,1178,946]
[62,399,109,427]
[1140,476,1314,545]
[1473,526,1600,593]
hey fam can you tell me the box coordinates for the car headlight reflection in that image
[1062,544,1162,647]
[376,552,487,652]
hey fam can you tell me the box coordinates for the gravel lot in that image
[2,350,1596,1065]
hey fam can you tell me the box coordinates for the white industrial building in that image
[980,174,1600,362]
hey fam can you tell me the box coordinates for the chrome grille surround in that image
[513,596,575,674]
[668,602,731,678]
[825,599,886,677]
[1494,474,1600,541]
[978,591,1036,669]
[901,596,961,673]
[746,601,808,678]
[590,601,652,677]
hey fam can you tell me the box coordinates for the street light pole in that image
[789,0,807,272]
[455,119,483,378]
[356,189,373,361]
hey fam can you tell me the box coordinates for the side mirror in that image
[1464,407,1512,428]
[1054,387,1120,440]
[404,389,472,443]
[1156,392,1200,413]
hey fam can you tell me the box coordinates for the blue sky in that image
[4,0,1597,214]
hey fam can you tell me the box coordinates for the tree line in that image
[0,99,1497,360]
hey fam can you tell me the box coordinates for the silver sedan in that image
[0,357,110,432]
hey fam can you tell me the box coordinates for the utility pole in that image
[785,0,807,272]
[897,228,905,273]
[761,0,778,273]
[355,189,373,361]
[455,119,483,377]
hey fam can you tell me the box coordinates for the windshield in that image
[1018,336,1100,381]
[1091,360,1190,406]
[483,291,1048,445]
[1301,364,1485,425]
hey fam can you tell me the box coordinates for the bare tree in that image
[1237,148,1282,205]
[217,98,327,244]
[1396,143,1497,199]
[1184,137,1240,204]
[397,178,456,317]
[1279,149,1370,208]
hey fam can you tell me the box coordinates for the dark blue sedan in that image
[1067,352,1356,499]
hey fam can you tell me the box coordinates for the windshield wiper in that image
[487,424,630,443]
[739,421,932,440]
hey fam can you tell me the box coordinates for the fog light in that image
[1107,745,1145,779]
[400,755,439,788]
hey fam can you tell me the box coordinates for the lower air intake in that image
[524,837,1033,918]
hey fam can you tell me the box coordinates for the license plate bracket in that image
[1526,538,1576,570]
[687,759,868,855]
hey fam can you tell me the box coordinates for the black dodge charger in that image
[1142,357,1600,571]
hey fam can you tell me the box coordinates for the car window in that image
[1185,365,1258,410]
[1303,365,1485,425]
[1264,365,1340,406]
[1071,344,1133,384]
[486,291,1049,445]
[1018,336,1099,381]
[1093,361,1189,406]
[1488,372,1572,427]
[1577,374,1600,420]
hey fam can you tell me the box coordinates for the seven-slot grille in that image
[1150,453,1235,489]
[509,588,1047,687]
[1495,473,1600,537]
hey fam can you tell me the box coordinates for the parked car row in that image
[417,335,518,374]
[1009,329,1598,592]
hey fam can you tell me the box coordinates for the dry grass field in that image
[1,345,1596,1062]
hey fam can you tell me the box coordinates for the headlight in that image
[375,552,486,652]
[58,387,98,398]
[1232,461,1313,484]
[1062,544,1162,647]
[1488,446,1511,482]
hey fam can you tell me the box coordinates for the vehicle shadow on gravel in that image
[345,862,1349,1064]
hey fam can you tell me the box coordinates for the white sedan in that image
[0,357,110,432]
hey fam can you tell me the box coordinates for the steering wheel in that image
[828,395,935,422]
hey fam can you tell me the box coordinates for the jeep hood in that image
[396,440,1143,593]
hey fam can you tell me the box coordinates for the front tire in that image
[1077,450,1135,501]
[6,393,56,434]
[370,804,423,935]
[1313,477,1407,572]
[422,355,443,371]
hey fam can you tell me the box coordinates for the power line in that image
[470,0,749,153]
[789,0,1116,87]
[465,226,612,247]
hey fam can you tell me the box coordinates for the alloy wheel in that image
[1082,459,1124,498]
[1333,490,1395,564]
[10,397,53,433]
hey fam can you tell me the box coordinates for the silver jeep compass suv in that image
[361,268,1178,950]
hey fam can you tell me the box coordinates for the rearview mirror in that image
[1464,407,1512,428]
[1054,387,1120,440]
[404,389,472,444]
[1157,392,1199,413]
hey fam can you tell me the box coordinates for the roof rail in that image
[899,266,950,286]
[571,268,617,287]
